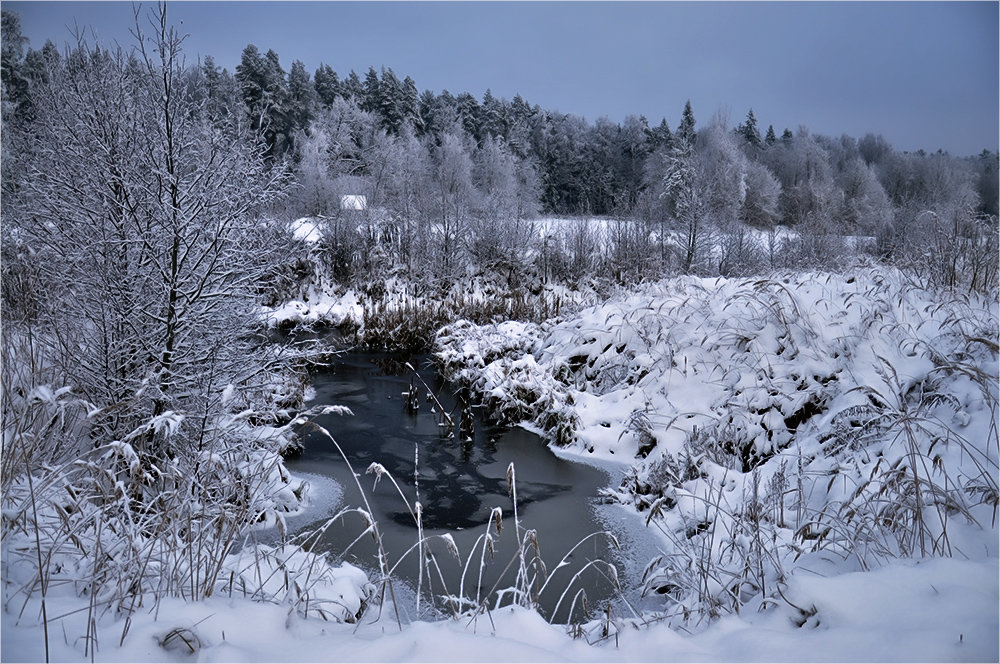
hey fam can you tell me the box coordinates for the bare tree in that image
[430,129,476,278]
[7,5,288,449]
[469,135,537,271]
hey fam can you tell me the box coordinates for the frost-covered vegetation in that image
[2,4,998,662]
[435,269,999,626]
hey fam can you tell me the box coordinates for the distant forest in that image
[2,10,997,293]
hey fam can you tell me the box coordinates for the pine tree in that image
[401,75,422,133]
[510,93,533,124]
[649,117,673,150]
[202,55,238,125]
[481,88,507,140]
[313,63,340,107]
[677,100,696,146]
[765,124,777,146]
[262,49,291,153]
[342,70,363,101]
[378,66,404,133]
[1,10,28,110]
[456,92,482,142]
[738,108,762,147]
[287,60,316,133]
[418,88,437,136]
[235,44,267,128]
[433,89,459,135]
[361,66,381,114]
[507,94,535,159]
[781,128,794,143]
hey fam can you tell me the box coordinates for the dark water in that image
[283,352,639,624]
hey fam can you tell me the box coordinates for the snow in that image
[5,267,997,661]
[289,217,324,244]
[2,556,995,661]
[432,267,999,654]
[260,289,363,329]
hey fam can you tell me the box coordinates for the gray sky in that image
[7,1,999,156]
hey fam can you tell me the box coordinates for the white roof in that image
[340,195,367,210]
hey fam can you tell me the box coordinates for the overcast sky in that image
[8,1,998,156]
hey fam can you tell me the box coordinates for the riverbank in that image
[3,267,996,662]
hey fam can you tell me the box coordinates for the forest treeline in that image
[3,7,998,295]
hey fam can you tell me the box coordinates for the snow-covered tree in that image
[737,108,762,148]
[677,99,697,146]
[7,7,288,449]
[661,133,707,273]
[740,161,782,229]
[837,157,893,235]
[431,130,477,276]
[313,62,340,107]
[469,136,536,269]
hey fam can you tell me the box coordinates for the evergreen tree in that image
[236,45,291,156]
[201,55,239,124]
[378,66,404,133]
[456,92,482,142]
[401,75,422,132]
[21,40,60,88]
[287,59,316,133]
[677,100,696,145]
[1,10,29,112]
[235,44,267,127]
[342,70,363,101]
[781,128,794,143]
[263,49,291,152]
[418,88,437,136]
[433,89,459,135]
[649,117,673,150]
[506,94,535,159]
[509,93,533,124]
[313,63,340,107]
[764,124,777,146]
[361,66,381,113]
[481,88,508,140]
[737,108,762,147]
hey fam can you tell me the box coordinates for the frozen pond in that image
[283,351,650,624]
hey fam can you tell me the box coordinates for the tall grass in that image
[433,267,999,629]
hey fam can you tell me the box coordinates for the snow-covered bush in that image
[437,320,580,445]
[0,359,368,656]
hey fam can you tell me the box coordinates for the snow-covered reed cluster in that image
[434,267,999,626]
[346,456,627,629]
[0,336,371,658]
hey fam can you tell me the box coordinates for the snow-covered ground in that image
[4,267,997,661]
[260,289,363,329]
[433,267,999,658]
[2,554,995,661]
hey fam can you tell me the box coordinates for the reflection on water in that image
[284,352,629,623]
